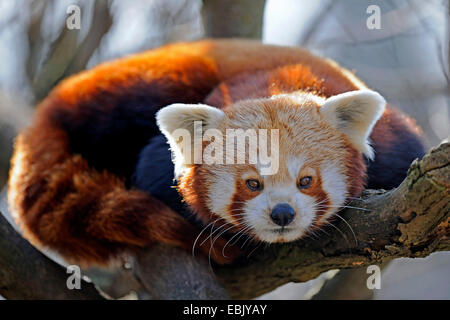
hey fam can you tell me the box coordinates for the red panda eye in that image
[246,179,263,191]
[298,176,312,189]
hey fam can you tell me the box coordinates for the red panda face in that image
[157,90,385,243]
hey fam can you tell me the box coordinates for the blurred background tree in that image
[0,0,448,299]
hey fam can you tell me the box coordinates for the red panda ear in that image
[156,103,226,177]
[320,90,386,160]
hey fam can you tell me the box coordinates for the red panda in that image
[7,39,425,267]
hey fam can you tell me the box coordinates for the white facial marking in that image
[207,167,236,224]
[287,156,306,180]
[316,161,348,223]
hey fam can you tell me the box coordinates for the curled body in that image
[8,39,425,266]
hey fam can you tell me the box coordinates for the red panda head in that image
[156,90,385,243]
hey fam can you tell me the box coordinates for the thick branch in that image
[0,213,104,300]
[134,245,230,299]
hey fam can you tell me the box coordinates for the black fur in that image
[133,134,202,227]
[366,119,426,190]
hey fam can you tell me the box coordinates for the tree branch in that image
[0,213,105,299]
[134,244,230,299]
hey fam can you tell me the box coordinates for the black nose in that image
[270,203,295,226]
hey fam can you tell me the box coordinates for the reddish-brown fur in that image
[8,39,422,266]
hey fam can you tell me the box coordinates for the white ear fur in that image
[156,103,225,177]
[320,90,386,160]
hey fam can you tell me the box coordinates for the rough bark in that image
[134,245,230,299]
[0,142,448,299]
[0,213,105,300]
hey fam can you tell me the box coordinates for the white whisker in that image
[192,218,221,257]
[221,225,252,257]
[316,204,371,212]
